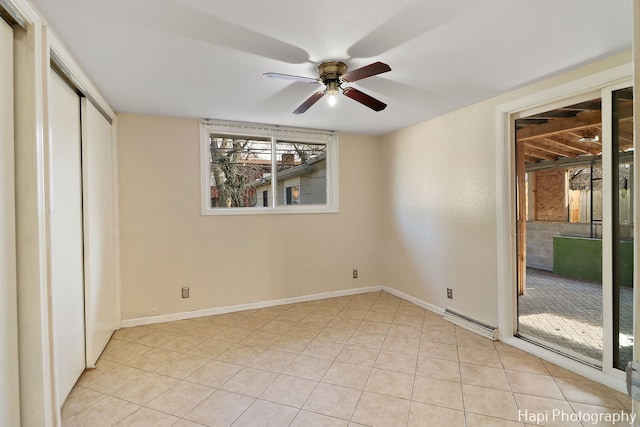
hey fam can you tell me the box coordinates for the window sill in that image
[201,205,340,216]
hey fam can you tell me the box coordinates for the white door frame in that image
[0,15,21,427]
[495,62,633,392]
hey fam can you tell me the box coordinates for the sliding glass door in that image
[612,87,634,370]
[514,84,634,372]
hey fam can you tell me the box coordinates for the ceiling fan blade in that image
[263,72,319,84]
[341,61,391,82]
[342,87,387,111]
[293,91,325,114]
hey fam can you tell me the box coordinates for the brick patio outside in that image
[518,268,633,366]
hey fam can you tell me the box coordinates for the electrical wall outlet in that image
[182,287,189,298]
[447,288,453,299]
[353,269,358,279]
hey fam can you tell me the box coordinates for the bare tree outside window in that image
[209,136,271,208]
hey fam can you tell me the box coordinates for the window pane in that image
[209,135,271,208]
[567,165,603,237]
[275,142,327,206]
[516,96,604,366]
[613,86,633,370]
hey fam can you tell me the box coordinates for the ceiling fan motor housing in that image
[318,61,348,84]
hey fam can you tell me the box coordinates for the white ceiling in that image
[31,0,632,136]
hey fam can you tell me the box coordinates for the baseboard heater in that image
[443,309,498,341]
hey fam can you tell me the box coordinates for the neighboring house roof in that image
[249,152,326,187]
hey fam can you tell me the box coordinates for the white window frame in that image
[200,120,339,215]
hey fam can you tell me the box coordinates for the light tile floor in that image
[63,291,632,426]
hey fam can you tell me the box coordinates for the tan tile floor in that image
[62,291,632,426]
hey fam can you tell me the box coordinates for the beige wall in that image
[117,114,383,320]
[381,101,498,323]
[380,52,632,327]
[117,52,632,324]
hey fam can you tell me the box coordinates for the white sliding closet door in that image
[49,70,85,402]
[0,17,20,426]
[82,99,118,367]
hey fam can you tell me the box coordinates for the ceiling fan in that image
[264,61,391,114]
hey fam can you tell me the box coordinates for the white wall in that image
[117,114,383,320]
[381,52,632,327]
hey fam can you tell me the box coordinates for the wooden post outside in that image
[516,138,527,295]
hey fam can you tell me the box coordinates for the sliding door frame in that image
[5,0,119,424]
[496,63,633,391]
[512,88,605,369]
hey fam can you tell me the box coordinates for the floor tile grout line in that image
[63,290,631,426]
[346,291,387,424]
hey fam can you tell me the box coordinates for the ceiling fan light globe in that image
[325,80,340,96]
[327,95,337,107]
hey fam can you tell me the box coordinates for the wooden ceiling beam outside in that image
[619,121,634,132]
[617,129,634,148]
[523,140,577,158]
[517,100,633,165]
[516,102,632,142]
[525,146,558,161]
[540,137,591,154]
[516,110,602,141]
[553,133,601,155]
[617,100,634,124]
[614,118,633,150]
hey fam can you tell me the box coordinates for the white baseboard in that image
[381,285,445,316]
[121,285,383,328]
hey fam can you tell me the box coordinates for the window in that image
[200,120,338,215]
[567,165,603,225]
[285,184,299,205]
